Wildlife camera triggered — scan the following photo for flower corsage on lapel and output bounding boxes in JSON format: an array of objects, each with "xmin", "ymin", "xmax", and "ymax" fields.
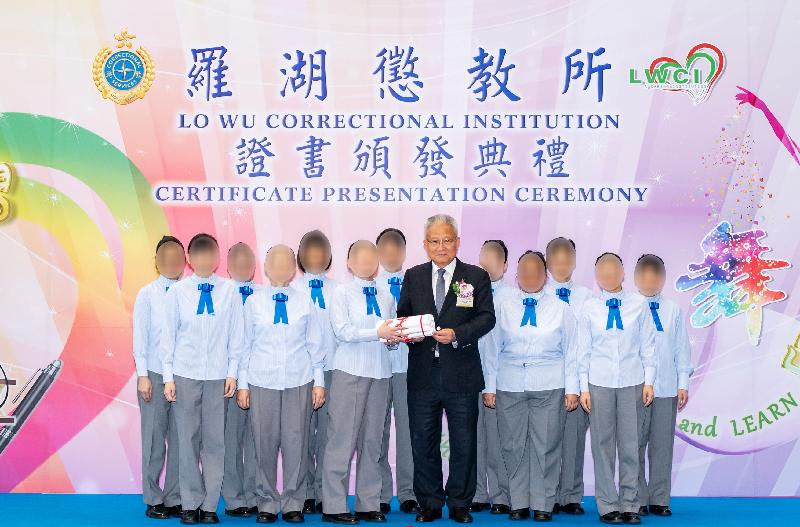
[{"xmin": 452, "ymin": 279, "xmax": 474, "ymax": 308}]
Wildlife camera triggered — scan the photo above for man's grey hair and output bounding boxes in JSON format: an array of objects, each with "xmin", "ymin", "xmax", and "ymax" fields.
[{"xmin": 424, "ymin": 214, "xmax": 459, "ymax": 237}]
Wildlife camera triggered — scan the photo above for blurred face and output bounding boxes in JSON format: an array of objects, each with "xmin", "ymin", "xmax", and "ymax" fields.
[
  {"xmin": 156, "ymin": 242, "xmax": 186, "ymax": 280},
  {"xmin": 635, "ymin": 267, "xmax": 666, "ymax": 297},
  {"xmin": 264, "ymin": 246, "xmax": 296, "ymax": 286},
  {"xmin": 228, "ymin": 248, "xmax": 256, "ymax": 283},
  {"xmin": 348, "ymin": 243, "xmax": 379, "ymax": 280},
  {"xmin": 479, "ymin": 245, "xmax": 507, "ymax": 282},
  {"xmin": 378, "ymin": 239, "xmax": 406, "ymax": 273},
  {"xmin": 547, "ymin": 247, "xmax": 576, "ymax": 283},
  {"xmin": 188, "ymin": 244, "xmax": 220, "ymax": 277},
  {"xmin": 595, "ymin": 256, "xmax": 624, "ymax": 292},
  {"xmin": 302, "ymin": 244, "xmax": 329, "ymax": 274},
  {"xmin": 516, "ymin": 255, "xmax": 547, "ymax": 293},
  {"xmin": 424, "ymin": 222, "xmax": 460, "ymax": 267}
]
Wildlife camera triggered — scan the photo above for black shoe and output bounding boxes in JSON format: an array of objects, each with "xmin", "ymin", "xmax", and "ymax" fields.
[
  {"xmin": 490, "ymin": 504, "xmax": 510, "ymax": 515},
  {"xmin": 198, "ymin": 510, "xmax": 219, "ymax": 524},
  {"xmin": 552, "ymin": 503, "xmax": 561, "ymax": 514},
  {"xmin": 533, "ymin": 510, "xmax": 552, "ymax": 522},
  {"xmin": 649, "ymin": 505, "xmax": 672, "ymax": 517},
  {"xmin": 225, "ymin": 506, "xmax": 252, "ymax": 517},
  {"xmin": 257, "ymin": 512, "xmax": 278, "ymax": 524},
  {"xmin": 508, "ymin": 508, "xmax": 530, "ymax": 521},
  {"xmin": 146, "ymin": 504, "xmax": 171, "ymax": 519},
  {"xmin": 600, "ymin": 511, "xmax": 624, "ymax": 524},
  {"xmin": 448, "ymin": 507, "xmax": 473, "ymax": 523},
  {"xmin": 622, "ymin": 512, "xmax": 641, "ymax": 524},
  {"xmin": 303, "ymin": 499, "xmax": 317, "ymax": 514},
  {"xmin": 416, "ymin": 509, "xmax": 442, "ymax": 522},
  {"xmin": 316, "ymin": 503, "xmax": 325, "ymax": 514},
  {"xmin": 560, "ymin": 503, "xmax": 585, "ymax": 515},
  {"xmin": 400, "ymin": 500, "xmax": 420, "ymax": 514},
  {"xmin": 180, "ymin": 509, "xmax": 199, "ymax": 524},
  {"xmin": 283, "ymin": 511, "xmax": 305, "ymax": 523},
  {"xmin": 166, "ymin": 505, "xmax": 184, "ymax": 518},
  {"xmin": 638, "ymin": 506, "xmax": 649, "ymax": 517},
  {"xmin": 380, "ymin": 503, "xmax": 391, "ymax": 514},
  {"xmin": 322, "ymin": 513, "xmax": 360, "ymax": 524},
  {"xmin": 356, "ymin": 511, "xmax": 386, "ymax": 522},
  {"xmin": 468, "ymin": 502, "xmax": 489, "ymax": 513}
]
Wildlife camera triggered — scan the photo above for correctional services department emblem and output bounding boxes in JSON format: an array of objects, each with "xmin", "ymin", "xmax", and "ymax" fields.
[{"xmin": 93, "ymin": 28, "xmax": 155, "ymax": 105}]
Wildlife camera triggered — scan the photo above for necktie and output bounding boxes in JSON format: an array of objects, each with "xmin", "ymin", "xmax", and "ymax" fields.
[
  {"xmin": 388, "ymin": 276, "xmax": 402, "ymax": 303},
  {"xmin": 309, "ymin": 279, "xmax": 326, "ymax": 309},
  {"xmin": 363, "ymin": 286, "xmax": 381, "ymax": 317},
  {"xmin": 520, "ymin": 297, "xmax": 538, "ymax": 326},
  {"xmin": 239, "ymin": 285, "xmax": 254, "ymax": 304},
  {"xmin": 649, "ymin": 301, "xmax": 664, "ymax": 332},
  {"xmin": 273, "ymin": 292, "xmax": 288, "ymax": 324},
  {"xmin": 606, "ymin": 298, "xmax": 623, "ymax": 330},
  {"xmin": 555, "ymin": 287, "xmax": 571, "ymax": 304},
  {"xmin": 435, "ymin": 268, "xmax": 446, "ymax": 314},
  {"xmin": 197, "ymin": 283, "xmax": 215, "ymax": 315}
]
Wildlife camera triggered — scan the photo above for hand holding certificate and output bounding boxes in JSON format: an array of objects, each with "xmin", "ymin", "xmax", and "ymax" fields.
[{"xmin": 378, "ymin": 314, "xmax": 436, "ymax": 343}]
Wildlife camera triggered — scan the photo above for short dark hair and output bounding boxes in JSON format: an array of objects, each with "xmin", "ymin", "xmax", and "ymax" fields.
[
  {"xmin": 635, "ymin": 254, "xmax": 666, "ymax": 275},
  {"xmin": 155, "ymin": 235, "xmax": 183, "ymax": 254},
  {"xmin": 546, "ymin": 237, "xmax": 576, "ymax": 258},
  {"xmin": 376, "ymin": 228, "xmax": 406, "ymax": 247},
  {"xmin": 518, "ymin": 249, "xmax": 547, "ymax": 270},
  {"xmin": 297, "ymin": 230, "xmax": 332, "ymax": 273},
  {"xmin": 187, "ymin": 233, "xmax": 218, "ymax": 254},
  {"xmin": 482, "ymin": 239, "xmax": 508, "ymax": 263},
  {"xmin": 595, "ymin": 252, "xmax": 623, "ymax": 266}
]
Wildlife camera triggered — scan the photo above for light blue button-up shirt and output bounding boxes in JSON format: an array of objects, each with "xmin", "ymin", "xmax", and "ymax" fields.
[
  {"xmin": 233, "ymin": 280, "xmax": 260, "ymax": 305},
  {"xmin": 577, "ymin": 289, "xmax": 656, "ymax": 392},
  {"xmin": 636, "ymin": 292, "xmax": 694, "ymax": 398},
  {"xmin": 161, "ymin": 273, "xmax": 244, "ymax": 383},
  {"xmin": 377, "ymin": 268, "xmax": 408, "ymax": 374},
  {"xmin": 479, "ymin": 278, "xmax": 513, "ymax": 375},
  {"xmin": 133, "ymin": 275, "xmax": 179, "ymax": 377},
  {"xmin": 292, "ymin": 272, "xmax": 339, "ymax": 372},
  {"xmin": 329, "ymin": 276, "xmax": 395, "ymax": 380},
  {"xmin": 545, "ymin": 276, "xmax": 594, "ymax": 320},
  {"xmin": 238, "ymin": 285, "xmax": 325, "ymax": 391},
  {"xmin": 484, "ymin": 288, "xmax": 579, "ymax": 395}
]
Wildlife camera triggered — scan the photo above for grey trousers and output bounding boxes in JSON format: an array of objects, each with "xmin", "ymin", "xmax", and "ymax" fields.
[
  {"xmin": 307, "ymin": 370, "xmax": 332, "ymax": 502},
  {"xmin": 223, "ymin": 397, "xmax": 257, "ymax": 508},
  {"xmin": 138, "ymin": 371, "xmax": 180, "ymax": 507},
  {"xmin": 173, "ymin": 376, "xmax": 226, "ymax": 512},
  {"xmin": 475, "ymin": 398, "xmax": 510, "ymax": 505},
  {"xmin": 588, "ymin": 383, "xmax": 645, "ymax": 515},
  {"xmin": 497, "ymin": 389, "xmax": 565, "ymax": 512},
  {"xmin": 379, "ymin": 372, "xmax": 416, "ymax": 504},
  {"xmin": 557, "ymin": 405, "xmax": 589, "ymax": 504},
  {"xmin": 638, "ymin": 396, "xmax": 678, "ymax": 507},
  {"xmin": 322, "ymin": 370, "xmax": 390, "ymax": 514},
  {"xmin": 250, "ymin": 382, "xmax": 314, "ymax": 514}
]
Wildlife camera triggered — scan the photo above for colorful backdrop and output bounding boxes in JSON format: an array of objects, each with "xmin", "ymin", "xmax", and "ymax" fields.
[{"xmin": 1, "ymin": 0, "xmax": 799, "ymax": 497}]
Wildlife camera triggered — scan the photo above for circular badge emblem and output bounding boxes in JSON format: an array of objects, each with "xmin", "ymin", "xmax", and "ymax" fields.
[
  {"xmin": 103, "ymin": 50, "xmax": 145, "ymax": 91},
  {"xmin": 93, "ymin": 29, "xmax": 154, "ymax": 105}
]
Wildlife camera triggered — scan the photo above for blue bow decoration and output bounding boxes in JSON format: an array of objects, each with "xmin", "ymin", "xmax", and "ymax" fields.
[
  {"xmin": 520, "ymin": 297, "xmax": 538, "ymax": 327},
  {"xmin": 273, "ymin": 292, "xmax": 289, "ymax": 324},
  {"xmin": 555, "ymin": 287, "xmax": 571, "ymax": 304},
  {"xmin": 239, "ymin": 285, "xmax": 254, "ymax": 304},
  {"xmin": 649, "ymin": 301, "xmax": 664, "ymax": 332},
  {"xmin": 363, "ymin": 286, "xmax": 382, "ymax": 317},
  {"xmin": 605, "ymin": 298, "xmax": 623, "ymax": 330},
  {"xmin": 197, "ymin": 283, "xmax": 215, "ymax": 315},
  {"xmin": 388, "ymin": 276, "xmax": 403, "ymax": 303},
  {"xmin": 309, "ymin": 279, "xmax": 326, "ymax": 309}
]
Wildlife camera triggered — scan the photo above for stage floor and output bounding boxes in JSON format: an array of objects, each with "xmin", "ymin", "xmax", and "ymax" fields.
[{"xmin": 0, "ymin": 495, "xmax": 797, "ymax": 526}]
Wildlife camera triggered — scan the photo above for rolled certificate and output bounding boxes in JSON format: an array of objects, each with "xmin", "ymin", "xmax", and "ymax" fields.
[{"xmin": 378, "ymin": 314, "xmax": 436, "ymax": 343}]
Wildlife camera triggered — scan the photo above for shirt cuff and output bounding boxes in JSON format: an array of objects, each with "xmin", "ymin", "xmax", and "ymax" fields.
[
  {"xmin": 162, "ymin": 365, "xmax": 174, "ymax": 384},
  {"xmin": 134, "ymin": 359, "xmax": 148, "ymax": 378},
  {"xmin": 579, "ymin": 373, "xmax": 589, "ymax": 393},
  {"xmin": 644, "ymin": 366, "xmax": 656, "ymax": 386},
  {"xmin": 565, "ymin": 377, "xmax": 580, "ymax": 396},
  {"xmin": 359, "ymin": 327, "xmax": 379, "ymax": 340},
  {"xmin": 238, "ymin": 371, "xmax": 248, "ymax": 390},
  {"xmin": 678, "ymin": 372, "xmax": 690, "ymax": 391},
  {"xmin": 227, "ymin": 360, "xmax": 239, "ymax": 379},
  {"xmin": 313, "ymin": 368, "xmax": 325, "ymax": 388},
  {"xmin": 484, "ymin": 377, "xmax": 496, "ymax": 394}
]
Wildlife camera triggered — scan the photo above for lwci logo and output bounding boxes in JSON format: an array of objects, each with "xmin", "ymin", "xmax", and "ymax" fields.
[{"xmin": 629, "ymin": 43, "xmax": 725, "ymax": 105}]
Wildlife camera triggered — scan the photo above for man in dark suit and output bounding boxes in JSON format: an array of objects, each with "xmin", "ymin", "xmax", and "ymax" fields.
[{"xmin": 396, "ymin": 214, "xmax": 496, "ymax": 523}]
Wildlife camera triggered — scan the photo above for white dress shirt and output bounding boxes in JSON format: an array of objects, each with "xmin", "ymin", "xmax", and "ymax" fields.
[
  {"xmin": 238, "ymin": 285, "xmax": 325, "ymax": 391},
  {"xmin": 161, "ymin": 273, "xmax": 244, "ymax": 383},
  {"xmin": 545, "ymin": 276, "xmax": 594, "ymax": 320},
  {"xmin": 233, "ymin": 280, "xmax": 260, "ymax": 305},
  {"xmin": 636, "ymin": 292, "xmax": 694, "ymax": 398},
  {"xmin": 329, "ymin": 276, "xmax": 395, "ymax": 379},
  {"xmin": 377, "ymin": 268, "xmax": 408, "ymax": 374},
  {"xmin": 431, "ymin": 258, "xmax": 457, "ymax": 300},
  {"xmin": 132, "ymin": 275, "xmax": 179, "ymax": 377},
  {"xmin": 484, "ymin": 288, "xmax": 579, "ymax": 395},
  {"xmin": 577, "ymin": 289, "xmax": 657, "ymax": 392},
  {"xmin": 291, "ymin": 272, "xmax": 339, "ymax": 371}
]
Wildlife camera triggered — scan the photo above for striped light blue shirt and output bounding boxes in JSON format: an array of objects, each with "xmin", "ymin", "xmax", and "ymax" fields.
[
  {"xmin": 292, "ymin": 272, "xmax": 339, "ymax": 372},
  {"xmin": 132, "ymin": 275, "xmax": 179, "ymax": 377},
  {"xmin": 377, "ymin": 269, "xmax": 408, "ymax": 373},
  {"xmin": 545, "ymin": 276, "xmax": 594, "ymax": 320},
  {"xmin": 479, "ymin": 278, "xmax": 513, "ymax": 377}
]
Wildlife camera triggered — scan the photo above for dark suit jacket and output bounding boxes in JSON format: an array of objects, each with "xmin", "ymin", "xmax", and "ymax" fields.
[{"xmin": 397, "ymin": 258, "xmax": 496, "ymax": 393}]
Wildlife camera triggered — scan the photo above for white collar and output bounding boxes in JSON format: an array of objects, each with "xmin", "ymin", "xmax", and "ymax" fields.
[{"xmin": 432, "ymin": 258, "xmax": 457, "ymax": 277}]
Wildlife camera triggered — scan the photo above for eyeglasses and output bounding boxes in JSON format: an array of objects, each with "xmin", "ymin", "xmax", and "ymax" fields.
[{"xmin": 425, "ymin": 238, "xmax": 457, "ymax": 248}]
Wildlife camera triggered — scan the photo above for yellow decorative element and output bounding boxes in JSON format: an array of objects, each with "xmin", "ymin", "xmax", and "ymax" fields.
[
  {"xmin": 0, "ymin": 161, "xmax": 14, "ymax": 223},
  {"xmin": 781, "ymin": 331, "xmax": 800, "ymax": 376},
  {"xmin": 92, "ymin": 29, "xmax": 155, "ymax": 105}
]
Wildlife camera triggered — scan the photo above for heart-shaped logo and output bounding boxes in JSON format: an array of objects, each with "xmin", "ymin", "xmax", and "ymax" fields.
[{"xmin": 631, "ymin": 43, "xmax": 725, "ymax": 105}]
